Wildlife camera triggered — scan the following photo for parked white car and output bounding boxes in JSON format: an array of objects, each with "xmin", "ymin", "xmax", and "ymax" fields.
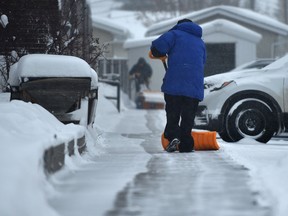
[
  {"xmin": 230, "ymin": 58, "xmax": 275, "ymax": 72},
  {"xmin": 195, "ymin": 54, "xmax": 288, "ymax": 143}
]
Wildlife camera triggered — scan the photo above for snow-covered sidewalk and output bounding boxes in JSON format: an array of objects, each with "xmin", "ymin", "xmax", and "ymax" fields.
[
  {"xmin": 222, "ymin": 138, "xmax": 288, "ymax": 216},
  {"xmin": 1, "ymin": 83, "xmax": 288, "ymax": 216}
]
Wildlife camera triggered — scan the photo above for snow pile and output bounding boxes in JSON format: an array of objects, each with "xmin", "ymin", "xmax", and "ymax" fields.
[
  {"xmin": 8, "ymin": 54, "xmax": 98, "ymax": 89},
  {"xmin": 16, "ymin": 54, "xmax": 92, "ymax": 78},
  {"xmin": 0, "ymin": 100, "xmax": 86, "ymax": 146},
  {"xmin": 0, "ymin": 99, "xmax": 86, "ymax": 216}
]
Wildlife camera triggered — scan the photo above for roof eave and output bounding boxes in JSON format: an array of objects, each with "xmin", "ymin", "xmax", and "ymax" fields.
[{"xmin": 145, "ymin": 6, "xmax": 288, "ymax": 36}]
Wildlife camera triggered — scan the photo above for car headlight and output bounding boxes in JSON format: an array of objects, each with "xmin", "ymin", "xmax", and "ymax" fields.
[{"xmin": 210, "ymin": 80, "xmax": 235, "ymax": 92}]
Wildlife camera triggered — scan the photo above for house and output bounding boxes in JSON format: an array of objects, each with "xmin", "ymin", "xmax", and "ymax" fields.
[
  {"xmin": 146, "ymin": 5, "xmax": 288, "ymax": 60},
  {"xmin": 92, "ymin": 5, "xmax": 288, "ymax": 93},
  {"xmin": 91, "ymin": 16, "xmax": 131, "ymax": 92},
  {"xmin": 91, "ymin": 16, "xmax": 131, "ymax": 58}
]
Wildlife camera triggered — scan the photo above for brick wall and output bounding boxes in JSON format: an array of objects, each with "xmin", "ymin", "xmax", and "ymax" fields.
[
  {"xmin": 0, "ymin": 0, "xmax": 59, "ymax": 55},
  {"xmin": 0, "ymin": 0, "xmax": 92, "ymax": 61}
]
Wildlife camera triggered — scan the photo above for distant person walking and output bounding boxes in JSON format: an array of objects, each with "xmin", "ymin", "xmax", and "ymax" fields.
[
  {"xmin": 129, "ymin": 57, "xmax": 153, "ymax": 92},
  {"xmin": 150, "ymin": 18, "xmax": 206, "ymax": 153}
]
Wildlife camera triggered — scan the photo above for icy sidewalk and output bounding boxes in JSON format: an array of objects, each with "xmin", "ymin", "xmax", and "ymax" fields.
[
  {"xmin": 106, "ymin": 110, "xmax": 271, "ymax": 216},
  {"xmin": 48, "ymin": 108, "xmax": 151, "ymax": 216},
  {"xmin": 48, "ymin": 131, "xmax": 150, "ymax": 216},
  {"xmin": 49, "ymin": 109, "xmax": 271, "ymax": 216},
  {"xmin": 109, "ymin": 147, "xmax": 270, "ymax": 216}
]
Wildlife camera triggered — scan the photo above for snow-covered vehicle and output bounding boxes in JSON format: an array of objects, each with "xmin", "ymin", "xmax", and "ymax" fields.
[
  {"xmin": 229, "ymin": 58, "xmax": 275, "ymax": 72},
  {"xmin": 194, "ymin": 54, "xmax": 288, "ymax": 143},
  {"xmin": 9, "ymin": 54, "xmax": 98, "ymax": 126}
]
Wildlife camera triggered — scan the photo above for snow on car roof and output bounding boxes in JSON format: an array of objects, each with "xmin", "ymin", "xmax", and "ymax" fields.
[{"xmin": 17, "ymin": 54, "xmax": 92, "ymax": 78}]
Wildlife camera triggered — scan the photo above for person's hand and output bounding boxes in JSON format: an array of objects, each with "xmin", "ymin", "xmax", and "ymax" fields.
[
  {"xmin": 149, "ymin": 50, "xmax": 167, "ymax": 61},
  {"xmin": 148, "ymin": 49, "xmax": 167, "ymax": 61}
]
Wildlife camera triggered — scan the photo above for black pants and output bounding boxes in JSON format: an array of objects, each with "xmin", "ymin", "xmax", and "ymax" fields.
[{"xmin": 164, "ymin": 93, "xmax": 199, "ymax": 152}]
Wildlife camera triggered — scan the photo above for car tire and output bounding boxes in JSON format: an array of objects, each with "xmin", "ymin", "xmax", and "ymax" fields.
[
  {"xmin": 225, "ymin": 100, "xmax": 276, "ymax": 143},
  {"xmin": 218, "ymin": 130, "xmax": 234, "ymax": 142}
]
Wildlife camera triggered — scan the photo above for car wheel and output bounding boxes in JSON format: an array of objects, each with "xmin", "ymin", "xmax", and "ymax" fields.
[
  {"xmin": 218, "ymin": 129, "xmax": 234, "ymax": 142},
  {"xmin": 225, "ymin": 100, "xmax": 276, "ymax": 143}
]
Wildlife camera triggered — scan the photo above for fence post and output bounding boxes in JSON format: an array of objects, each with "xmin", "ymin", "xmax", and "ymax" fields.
[
  {"xmin": 99, "ymin": 79, "xmax": 120, "ymax": 112},
  {"xmin": 116, "ymin": 81, "xmax": 120, "ymax": 112}
]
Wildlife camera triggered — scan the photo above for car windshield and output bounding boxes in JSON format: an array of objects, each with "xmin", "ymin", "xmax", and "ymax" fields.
[
  {"xmin": 230, "ymin": 59, "xmax": 275, "ymax": 72},
  {"xmin": 262, "ymin": 54, "xmax": 288, "ymax": 70}
]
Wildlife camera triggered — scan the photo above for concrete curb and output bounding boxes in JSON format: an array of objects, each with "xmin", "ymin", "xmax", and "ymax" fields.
[{"xmin": 43, "ymin": 135, "xmax": 86, "ymax": 174}]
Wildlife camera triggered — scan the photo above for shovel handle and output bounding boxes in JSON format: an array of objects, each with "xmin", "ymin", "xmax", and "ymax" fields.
[{"xmin": 162, "ymin": 60, "xmax": 168, "ymax": 71}]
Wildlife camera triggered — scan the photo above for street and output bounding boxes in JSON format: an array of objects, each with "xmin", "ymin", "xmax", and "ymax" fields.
[{"xmin": 48, "ymin": 109, "xmax": 271, "ymax": 216}]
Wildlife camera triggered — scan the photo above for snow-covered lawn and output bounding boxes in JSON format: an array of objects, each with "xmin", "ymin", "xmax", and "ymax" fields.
[{"xmin": 1, "ymin": 83, "xmax": 288, "ymax": 216}]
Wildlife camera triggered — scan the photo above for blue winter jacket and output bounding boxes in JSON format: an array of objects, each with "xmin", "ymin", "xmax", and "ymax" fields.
[{"xmin": 151, "ymin": 22, "xmax": 206, "ymax": 100}]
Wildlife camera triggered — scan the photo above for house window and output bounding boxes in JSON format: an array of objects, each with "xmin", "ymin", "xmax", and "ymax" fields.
[{"xmin": 98, "ymin": 58, "xmax": 128, "ymax": 81}]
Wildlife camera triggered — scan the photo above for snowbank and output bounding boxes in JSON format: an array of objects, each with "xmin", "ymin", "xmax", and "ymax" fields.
[{"xmin": 0, "ymin": 99, "xmax": 86, "ymax": 216}]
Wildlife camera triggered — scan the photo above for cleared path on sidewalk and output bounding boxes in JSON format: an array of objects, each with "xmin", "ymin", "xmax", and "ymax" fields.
[
  {"xmin": 106, "ymin": 110, "xmax": 271, "ymax": 216},
  {"xmin": 49, "ymin": 109, "xmax": 271, "ymax": 216}
]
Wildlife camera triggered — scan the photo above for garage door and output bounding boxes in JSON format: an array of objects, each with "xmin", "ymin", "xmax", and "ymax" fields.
[{"xmin": 205, "ymin": 43, "xmax": 235, "ymax": 77}]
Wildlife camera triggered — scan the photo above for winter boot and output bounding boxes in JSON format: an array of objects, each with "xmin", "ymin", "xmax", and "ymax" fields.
[{"xmin": 165, "ymin": 138, "xmax": 180, "ymax": 152}]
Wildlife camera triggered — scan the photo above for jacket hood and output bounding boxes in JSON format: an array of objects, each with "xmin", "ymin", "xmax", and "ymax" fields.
[{"xmin": 170, "ymin": 22, "xmax": 202, "ymax": 37}]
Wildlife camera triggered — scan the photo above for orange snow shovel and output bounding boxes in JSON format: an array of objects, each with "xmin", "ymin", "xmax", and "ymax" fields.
[
  {"xmin": 161, "ymin": 132, "xmax": 219, "ymax": 151},
  {"xmin": 149, "ymin": 51, "xmax": 220, "ymax": 151}
]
